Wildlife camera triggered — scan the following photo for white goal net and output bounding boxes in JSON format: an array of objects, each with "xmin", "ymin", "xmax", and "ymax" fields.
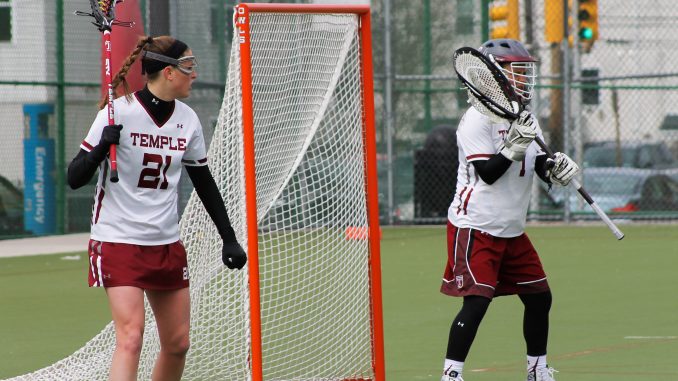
[{"xmin": 5, "ymin": 4, "xmax": 382, "ymax": 381}]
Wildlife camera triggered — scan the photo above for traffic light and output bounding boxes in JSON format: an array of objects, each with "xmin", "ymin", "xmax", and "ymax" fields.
[
  {"xmin": 544, "ymin": 0, "xmax": 564, "ymax": 43},
  {"xmin": 578, "ymin": 0, "xmax": 598, "ymax": 50},
  {"xmin": 544, "ymin": 0, "xmax": 598, "ymax": 51},
  {"xmin": 489, "ymin": 0, "xmax": 519, "ymax": 40}
]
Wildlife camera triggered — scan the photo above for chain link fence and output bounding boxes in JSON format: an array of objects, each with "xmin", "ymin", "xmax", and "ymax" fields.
[
  {"xmin": 0, "ymin": 0, "xmax": 296, "ymax": 239},
  {"xmin": 372, "ymin": 0, "xmax": 678, "ymax": 224},
  {"xmin": 1, "ymin": 0, "xmax": 677, "ymax": 239}
]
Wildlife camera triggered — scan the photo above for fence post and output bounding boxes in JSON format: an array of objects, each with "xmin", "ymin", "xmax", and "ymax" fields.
[
  {"xmin": 56, "ymin": 0, "xmax": 66, "ymax": 234},
  {"xmin": 383, "ymin": 0, "xmax": 394, "ymax": 224},
  {"xmin": 481, "ymin": 0, "xmax": 489, "ymax": 43},
  {"xmin": 562, "ymin": 0, "xmax": 572, "ymax": 222}
]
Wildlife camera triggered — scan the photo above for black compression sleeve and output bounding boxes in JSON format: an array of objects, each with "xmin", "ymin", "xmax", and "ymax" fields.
[
  {"xmin": 534, "ymin": 154, "xmax": 552, "ymax": 184},
  {"xmin": 67, "ymin": 149, "xmax": 101, "ymax": 189},
  {"xmin": 185, "ymin": 165, "xmax": 238, "ymax": 243},
  {"xmin": 471, "ymin": 154, "xmax": 513, "ymax": 185},
  {"xmin": 446, "ymin": 295, "xmax": 491, "ymax": 361}
]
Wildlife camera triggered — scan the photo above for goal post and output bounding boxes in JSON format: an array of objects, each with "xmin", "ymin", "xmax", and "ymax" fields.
[
  {"xmin": 237, "ymin": 3, "xmax": 384, "ymax": 381},
  {"xmin": 3, "ymin": 3, "xmax": 383, "ymax": 381}
]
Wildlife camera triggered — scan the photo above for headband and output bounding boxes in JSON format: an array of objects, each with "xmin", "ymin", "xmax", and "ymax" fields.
[{"xmin": 141, "ymin": 39, "xmax": 188, "ymax": 75}]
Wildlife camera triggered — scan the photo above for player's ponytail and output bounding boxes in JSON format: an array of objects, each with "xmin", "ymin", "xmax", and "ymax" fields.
[{"xmin": 97, "ymin": 35, "xmax": 155, "ymax": 110}]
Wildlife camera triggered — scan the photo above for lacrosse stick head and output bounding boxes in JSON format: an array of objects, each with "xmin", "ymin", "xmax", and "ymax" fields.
[
  {"xmin": 90, "ymin": 0, "xmax": 117, "ymax": 31},
  {"xmin": 453, "ymin": 46, "xmax": 524, "ymax": 121},
  {"xmin": 75, "ymin": 0, "xmax": 132, "ymax": 31},
  {"xmin": 479, "ymin": 39, "xmax": 537, "ymax": 106}
]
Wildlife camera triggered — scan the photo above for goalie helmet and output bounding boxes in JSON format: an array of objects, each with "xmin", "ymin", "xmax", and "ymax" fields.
[{"xmin": 479, "ymin": 39, "xmax": 537, "ymax": 105}]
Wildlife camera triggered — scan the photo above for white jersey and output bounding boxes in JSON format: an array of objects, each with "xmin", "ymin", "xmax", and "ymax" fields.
[
  {"xmin": 448, "ymin": 107, "xmax": 545, "ymax": 237},
  {"xmin": 81, "ymin": 94, "xmax": 207, "ymax": 245}
]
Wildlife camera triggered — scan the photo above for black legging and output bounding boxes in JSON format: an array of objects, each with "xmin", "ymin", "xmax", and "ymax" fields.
[
  {"xmin": 446, "ymin": 291, "xmax": 552, "ymax": 361},
  {"xmin": 520, "ymin": 290, "xmax": 552, "ymax": 356},
  {"xmin": 446, "ymin": 295, "xmax": 491, "ymax": 361}
]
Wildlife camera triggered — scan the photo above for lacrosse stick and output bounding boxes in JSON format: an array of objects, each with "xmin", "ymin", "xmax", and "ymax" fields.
[
  {"xmin": 453, "ymin": 46, "xmax": 625, "ymax": 240},
  {"xmin": 76, "ymin": 1, "xmax": 133, "ymax": 183}
]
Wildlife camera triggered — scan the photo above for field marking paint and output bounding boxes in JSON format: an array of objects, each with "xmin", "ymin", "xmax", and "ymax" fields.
[{"xmin": 469, "ymin": 338, "xmax": 678, "ymax": 375}]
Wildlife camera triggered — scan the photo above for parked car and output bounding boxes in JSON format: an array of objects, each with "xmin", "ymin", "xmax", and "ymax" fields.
[
  {"xmin": 0, "ymin": 175, "xmax": 25, "ymax": 237},
  {"xmin": 542, "ymin": 167, "xmax": 678, "ymax": 213},
  {"xmin": 583, "ymin": 141, "xmax": 678, "ymax": 169}
]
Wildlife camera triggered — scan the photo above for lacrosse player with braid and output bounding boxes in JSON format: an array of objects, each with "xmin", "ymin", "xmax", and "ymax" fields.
[
  {"xmin": 67, "ymin": 35, "xmax": 246, "ymax": 381},
  {"xmin": 440, "ymin": 39, "xmax": 578, "ymax": 381}
]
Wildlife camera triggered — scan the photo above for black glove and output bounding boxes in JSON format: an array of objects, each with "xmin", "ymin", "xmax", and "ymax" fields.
[
  {"xmin": 88, "ymin": 124, "xmax": 123, "ymax": 163},
  {"xmin": 100, "ymin": 124, "xmax": 123, "ymax": 147},
  {"xmin": 222, "ymin": 241, "xmax": 247, "ymax": 270}
]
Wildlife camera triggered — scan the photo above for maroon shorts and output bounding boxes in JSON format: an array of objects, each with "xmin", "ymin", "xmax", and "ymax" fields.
[
  {"xmin": 88, "ymin": 239, "xmax": 190, "ymax": 290},
  {"xmin": 441, "ymin": 222, "xmax": 549, "ymax": 298}
]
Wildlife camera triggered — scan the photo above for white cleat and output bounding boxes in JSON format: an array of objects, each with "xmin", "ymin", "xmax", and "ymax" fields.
[
  {"xmin": 527, "ymin": 366, "xmax": 558, "ymax": 381},
  {"xmin": 441, "ymin": 370, "xmax": 464, "ymax": 381}
]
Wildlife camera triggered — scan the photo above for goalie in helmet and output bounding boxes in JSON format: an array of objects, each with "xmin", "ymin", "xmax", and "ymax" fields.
[{"xmin": 439, "ymin": 39, "xmax": 578, "ymax": 381}]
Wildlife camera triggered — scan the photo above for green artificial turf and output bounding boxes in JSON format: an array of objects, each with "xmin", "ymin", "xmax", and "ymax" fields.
[
  {"xmin": 0, "ymin": 252, "xmax": 110, "ymax": 378},
  {"xmin": 380, "ymin": 224, "xmax": 678, "ymax": 381},
  {"xmin": 1, "ymin": 224, "xmax": 677, "ymax": 380}
]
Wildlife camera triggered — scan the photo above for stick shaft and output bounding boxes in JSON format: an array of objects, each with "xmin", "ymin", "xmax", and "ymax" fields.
[
  {"xmin": 535, "ymin": 137, "xmax": 624, "ymax": 240},
  {"xmin": 103, "ymin": 30, "xmax": 119, "ymax": 183}
]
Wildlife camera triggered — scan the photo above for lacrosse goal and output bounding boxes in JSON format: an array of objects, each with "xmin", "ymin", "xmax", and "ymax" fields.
[{"xmin": 5, "ymin": 3, "xmax": 384, "ymax": 381}]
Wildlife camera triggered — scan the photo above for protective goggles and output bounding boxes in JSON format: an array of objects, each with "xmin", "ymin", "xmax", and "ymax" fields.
[{"xmin": 142, "ymin": 51, "xmax": 198, "ymax": 75}]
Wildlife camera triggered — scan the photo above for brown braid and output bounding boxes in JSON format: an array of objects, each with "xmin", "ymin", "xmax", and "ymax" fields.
[{"xmin": 97, "ymin": 36, "xmax": 156, "ymax": 109}]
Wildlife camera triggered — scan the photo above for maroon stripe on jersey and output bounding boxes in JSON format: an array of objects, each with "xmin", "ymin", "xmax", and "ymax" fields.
[
  {"xmin": 93, "ymin": 187, "xmax": 106, "ymax": 224},
  {"xmin": 456, "ymin": 186, "xmax": 468, "ymax": 215},
  {"xmin": 464, "ymin": 162, "xmax": 472, "ymax": 185},
  {"xmin": 198, "ymin": 158, "xmax": 207, "ymax": 164},
  {"xmin": 82, "ymin": 140, "xmax": 94, "ymax": 151},
  {"xmin": 92, "ymin": 162, "xmax": 109, "ymax": 224},
  {"xmin": 467, "ymin": 153, "xmax": 492, "ymax": 160},
  {"xmin": 462, "ymin": 188, "xmax": 474, "ymax": 215}
]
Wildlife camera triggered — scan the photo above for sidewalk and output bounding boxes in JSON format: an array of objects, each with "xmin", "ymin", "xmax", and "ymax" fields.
[{"xmin": 0, "ymin": 233, "xmax": 90, "ymax": 258}]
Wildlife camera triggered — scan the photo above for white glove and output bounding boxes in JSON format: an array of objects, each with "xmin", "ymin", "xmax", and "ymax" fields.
[
  {"xmin": 547, "ymin": 152, "xmax": 579, "ymax": 186},
  {"xmin": 500, "ymin": 111, "xmax": 538, "ymax": 162}
]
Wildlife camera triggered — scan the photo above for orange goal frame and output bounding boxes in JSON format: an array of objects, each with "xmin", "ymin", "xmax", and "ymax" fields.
[{"xmin": 235, "ymin": 3, "xmax": 384, "ymax": 381}]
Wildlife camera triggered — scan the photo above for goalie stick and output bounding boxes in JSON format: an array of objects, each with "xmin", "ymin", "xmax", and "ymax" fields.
[
  {"xmin": 76, "ymin": 0, "xmax": 133, "ymax": 183},
  {"xmin": 453, "ymin": 46, "xmax": 625, "ymax": 240}
]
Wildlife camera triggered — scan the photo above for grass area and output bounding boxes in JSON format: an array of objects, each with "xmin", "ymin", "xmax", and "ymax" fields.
[
  {"xmin": 0, "ymin": 252, "xmax": 110, "ymax": 378},
  {"xmin": 0, "ymin": 224, "xmax": 677, "ymax": 380},
  {"xmin": 380, "ymin": 224, "xmax": 678, "ymax": 381}
]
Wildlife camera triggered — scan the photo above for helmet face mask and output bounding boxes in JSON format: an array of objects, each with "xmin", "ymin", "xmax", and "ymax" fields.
[
  {"xmin": 498, "ymin": 61, "xmax": 536, "ymax": 104},
  {"xmin": 479, "ymin": 39, "xmax": 537, "ymax": 106}
]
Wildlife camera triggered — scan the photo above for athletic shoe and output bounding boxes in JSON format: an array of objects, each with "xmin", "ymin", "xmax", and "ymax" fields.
[
  {"xmin": 441, "ymin": 370, "xmax": 464, "ymax": 381},
  {"xmin": 527, "ymin": 366, "xmax": 558, "ymax": 381}
]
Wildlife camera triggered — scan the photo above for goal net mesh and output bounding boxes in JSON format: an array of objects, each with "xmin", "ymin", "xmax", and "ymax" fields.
[{"xmin": 6, "ymin": 10, "xmax": 375, "ymax": 381}]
